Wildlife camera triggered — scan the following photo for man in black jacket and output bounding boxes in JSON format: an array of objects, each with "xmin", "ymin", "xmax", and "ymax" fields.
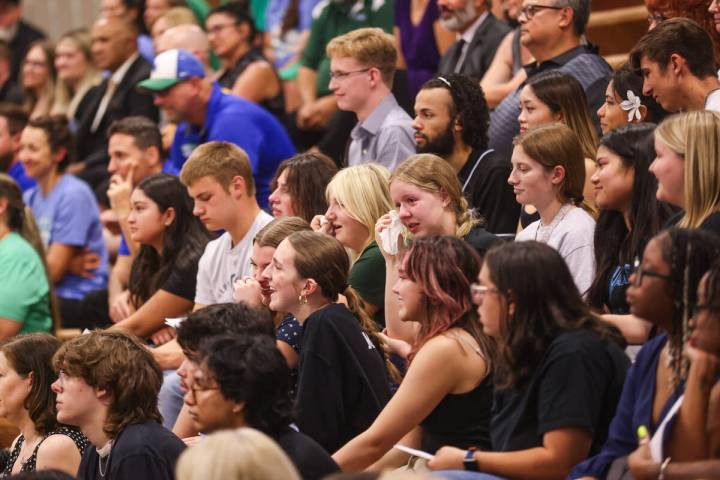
[
  {"xmin": 437, "ymin": 0, "xmax": 509, "ymax": 80},
  {"xmin": 0, "ymin": 0, "xmax": 45, "ymax": 83},
  {"xmin": 73, "ymin": 16, "xmax": 159, "ymax": 191}
]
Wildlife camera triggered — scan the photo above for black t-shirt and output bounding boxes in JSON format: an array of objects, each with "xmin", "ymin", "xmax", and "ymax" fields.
[
  {"xmin": 458, "ymin": 149, "xmax": 520, "ymax": 235},
  {"xmin": 273, "ymin": 427, "xmax": 340, "ymax": 480},
  {"xmin": 77, "ymin": 421, "xmax": 186, "ymax": 480},
  {"xmin": 700, "ymin": 211, "xmax": 720, "ymax": 237},
  {"xmin": 463, "ymin": 224, "xmax": 502, "ymax": 259},
  {"xmin": 295, "ymin": 303, "xmax": 392, "ymax": 453},
  {"xmin": 161, "ymin": 253, "xmax": 202, "ymax": 302},
  {"xmin": 490, "ymin": 330, "xmax": 629, "ymax": 455}
]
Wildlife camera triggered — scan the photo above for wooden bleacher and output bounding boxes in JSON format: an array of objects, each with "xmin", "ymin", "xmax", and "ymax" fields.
[{"xmin": 587, "ymin": 0, "xmax": 648, "ymax": 68}]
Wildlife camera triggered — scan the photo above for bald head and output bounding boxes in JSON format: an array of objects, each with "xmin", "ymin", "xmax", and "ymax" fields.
[
  {"xmin": 92, "ymin": 16, "xmax": 139, "ymax": 71},
  {"xmin": 156, "ymin": 25, "xmax": 210, "ymax": 69}
]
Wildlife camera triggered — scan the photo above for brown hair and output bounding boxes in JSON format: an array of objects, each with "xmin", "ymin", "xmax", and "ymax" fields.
[
  {"xmin": 270, "ymin": 153, "xmax": 338, "ymax": 222},
  {"xmin": 21, "ymin": 40, "xmax": 56, "ymax": 115},
  {"xmin": 286, "ymin": 231, "xmax": 398, "ymax": 379},
  {"xmin": 391, "ymin": 154, "xmax": 480, "ymax": 236},
  {"xmin": 1, "ymin": 334, "xmax": 62, "ymax": 435},
  {"xmin": 26, "ymin": 115, "xmax": 76, "ymax": 172},
  {"xmin": 254, "ymin": 216, "xmax": 311, "ymax": 249},
  {"xmin": 179, "ymin": 141, "xmax": 255, "ymax": 195},
  {"xmin": 326, "ymin": 27, "xmax": 397, "ymax": 86},
  {"xmin": 0, "ymin": 103, "xmax": 27, "ymax": 172},
  {"xmin": 513, "ymin": 124, "xmax": 589, "ymax": 210},
  {"xmin": 52, "ymin": 331, "xmax": 163, "ymax": 439},
  {"xmin": 630, "ymin": 17, "xmax": 718, "ymax": 80}
]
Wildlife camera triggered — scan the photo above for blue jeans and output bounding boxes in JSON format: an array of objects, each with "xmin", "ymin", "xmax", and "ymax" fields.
[{"xmin": 158, "ymin": 369, "xmax": 183, "ymax": 430}]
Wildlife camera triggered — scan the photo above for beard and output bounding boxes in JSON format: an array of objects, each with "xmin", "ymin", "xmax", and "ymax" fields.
[
  {"xmin": 439, "ymin": 0, "xmax": 478, "ymax": 32},
  {"xmin": 415, "ymin": 122, "xmax": 456, "ymax": 158}
]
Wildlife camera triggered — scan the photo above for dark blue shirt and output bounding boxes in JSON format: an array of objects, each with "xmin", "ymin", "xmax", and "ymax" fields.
[{"xmin": 164, "ymin": 83, "xmax": 296, "ymax": 209}]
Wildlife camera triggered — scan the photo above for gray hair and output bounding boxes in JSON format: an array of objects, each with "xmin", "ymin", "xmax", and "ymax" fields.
[{"xmin": 559, "ymin": 0, "xmax": 590, "ymax": 37}]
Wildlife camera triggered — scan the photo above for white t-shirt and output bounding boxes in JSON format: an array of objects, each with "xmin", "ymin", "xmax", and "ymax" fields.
[
  {"xmin": 705, "ymin": 88, "xmax": 720, "ymax": 112},
  {"xmin": 515, "ymin": 205, "xmax": 596, "ymax": 295},
  {"xmin": 194, "ymin": 210, "xmax": 273, "ymax": 305}
]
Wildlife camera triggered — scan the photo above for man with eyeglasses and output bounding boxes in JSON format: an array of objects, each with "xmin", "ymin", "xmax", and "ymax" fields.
[
  {"xmin": 488, "ymin": 0, "xmax": 610, "ymax": 160},
  {"xmin": 138, "ymin": 48, "xmax": 295, "ymax": 209},
  {"xmin": 437, "ymin": 0, "xmax": 510, "ymax": 79},
  {"xmin": 326, "ymin": 28, "xmax": 414, "ymax": 170}
]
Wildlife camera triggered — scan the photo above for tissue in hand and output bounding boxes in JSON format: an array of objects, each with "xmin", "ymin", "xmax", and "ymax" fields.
[{"xmin": 379, "ymin": 210, "xmax": 403, "ymax": 255}]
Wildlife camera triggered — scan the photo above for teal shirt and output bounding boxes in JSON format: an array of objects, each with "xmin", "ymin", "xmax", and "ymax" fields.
[
  {"xmin": 348, "ymin": 241, "xmax": 386, "ymax": 328},
  {"xmin": 0, "ymin": 232, "xmax": 52, "ymax": 334}
]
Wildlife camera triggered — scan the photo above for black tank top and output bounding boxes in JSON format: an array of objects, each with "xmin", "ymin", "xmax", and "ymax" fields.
[{"xmin": 218, "ymin": 48, "xmax": 286, "ymax": 120}]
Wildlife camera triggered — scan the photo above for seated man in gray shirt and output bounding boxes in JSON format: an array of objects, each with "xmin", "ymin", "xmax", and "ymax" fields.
[{"xmin": 327, "ymin": 28, "xmax": 415, "ymax": 171}]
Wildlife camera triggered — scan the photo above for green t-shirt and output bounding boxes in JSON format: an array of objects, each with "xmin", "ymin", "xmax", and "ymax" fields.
[
  {"xmin": 348, "ymin": 240, "xmax": 386, "ymax": 328},
  {"xmin": 300, "ymin": 0, "xmax": 393, "ymax": 97},
  {"xmin": 0, "ymin": 232, "xmax": 52, "ymax": 334}
]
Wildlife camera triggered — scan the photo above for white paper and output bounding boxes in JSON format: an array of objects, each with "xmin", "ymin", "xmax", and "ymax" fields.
[
  {"xmin": 165, "ymin": 317, "xmax": 187, "ymax": 329},
  {"xmin": 393, "ymin": 444, "xmax": 434, "ymax": 460},
  {"xmin": 649, "ymin": 393, "xmax": 684, "ymax": 462},
  {"xmin": 379, "ymin": 210, "xmax": 403, "ymax": 255}
]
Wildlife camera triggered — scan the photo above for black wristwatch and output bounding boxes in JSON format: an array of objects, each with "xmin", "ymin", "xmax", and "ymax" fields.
[{"xmin": 463, "ymin": 447, "xmax": 479, "ymax": 471}]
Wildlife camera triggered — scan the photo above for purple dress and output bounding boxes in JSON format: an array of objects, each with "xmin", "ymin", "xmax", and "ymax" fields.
[{"xmin": 395, "ymin": 0, "xmax": 442, "ymax": 98}]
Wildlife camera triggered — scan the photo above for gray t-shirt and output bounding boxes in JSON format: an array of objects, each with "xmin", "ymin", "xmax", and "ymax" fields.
[
  {"xmin": 515, "ymin": 205, "xmax": 596, "ymax": 295},
  {"xmin": 194, "ymin": 211, "xmax": 273, "ymax": 305}
]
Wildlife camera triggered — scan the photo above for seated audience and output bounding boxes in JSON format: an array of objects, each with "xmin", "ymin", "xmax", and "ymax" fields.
[
  {"xmin": 50, "ymin": 29, "xmax": 101, "ymax": 120},
  {"xmin": 51, "ymin": 331, "xmax": 186, "ymax": 480},
  {"xmin": 268, "ymin": 153, "xmax": 338, "ymax": 222},
  {"xmin": 412, "ymin": 74, "xmax": 518, "ymax": 234},
  {"xmin": 651, "ymin": 111, "xmax": 720, "ymax": 235},
  {"xmin": 377, "ymin": 153, "xmax": 499, "ymax": 342},
  {"xmin": 630, "ymin": 18, "xmax": 720, "ymax": 113},
  {"xmin": 179, "ymin": 141, "xmax": 272, "ymax": 307},
  {"xmin": 313, "ymin": 164, "xmax": 394, "ymax": 327},
  {"xmin": 333, "ymin": 236, "xmax": 495, "ymax": 471},
  {"xmin": 517, "ymin": 70, "xmax": 599, "ymax": 225},
  {"xmin": 151, "ymin": 7, "xmax": 200, "ymax": 44},
  {"xmin": 597, "ymin": 65, "xmax": 667, "ymax": 135},
  {"xmin": 511, "ymin": 124, "xmax": 596, "ymax": 295},
  {"xmin": 711, "ymin": 0, "xmax": 720, "ymax": 35},
  {"xmin": 0, "ymin": 41, "xmax": 23, "ymax": 105},
  {"xmin": 570, "ymin": 228, "xmax": 720, "ymax": 479},
  {"xmin": 19, "ymin": 116, "xmax": 108, "ymax": 328},
  {"xmin": 176, "ymin": 428, "xmax": 301, "ymax": 480},
  {"xmin": 184, "ymin": 334, "xmax": 340, "ymax": 479},
  {"xmin": 0, "ymin": 174, "xmax": 52, "ymax": 336},
  {"xmin": 99, "ymin": 0, "xmax": 155, "ymax": 62},
  {"xmin": 480, "ymin": 0, "xmax": 533, "ymax": 109},
  {"xmin": 588, "ymin": 124, "xmax": 674, "ymax": 345},
  {"xmin": 394, "ymin": 0, "xmax": 454, "ymax": 99},
  {"xmin": 108, "ymin": 174, "xmax": 212, "ymax": 340},
  {"xmin": 428, "ymin": 240, "xmax": 628, "ymax": 479},
  {"xmin": 73, "ymin": 16, "xmax": 158, "ymax": 190},
  {"xmin": 436, "ymin": 0, "xmax": 510, "ymax": 79},
  {"xmin": 0, "ymin": 103, "xmax": 33, "ymax": 191},
  {"xmin": 0, "ymin": 334, "xmax": 87, "ymax": 476},
  {"xmin": 155, "ymin": 24, "xmax": 212, "ymax": 72},
  {"xmin": 0, "ymin": 0, "xmax": 45, "ymax": 85},
  {"xmin": 20, "ymin": 40, "xmax": 55, "ymax": 119},
  {"xmin": 489, "ymin": 0, "xmax": 610, "ymax": 160},
  {"xmin": 207, "ymin": 3, "xmax": 284, "ymax": 120},
  {"xmin": 327, "ymin": 28, "xmax": 414, "ymax": 171},
  {"xmin": 265, "ymin": 231, "xmax": 393, "ymax": 452},
  {"xmin": 144, "ymin": 0, "xmax": 187, "ymax": 33},
  {"xmin": 141, "ymin": 48, "xmax": 295, "ymax": 208}
]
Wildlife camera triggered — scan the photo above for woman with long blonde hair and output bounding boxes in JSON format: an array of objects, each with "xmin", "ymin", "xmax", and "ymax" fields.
[
  {"xmin": 20, "ymin": 41, "xmax": 56, "ymax": 119},
  {"xmin": 51, "ymin": 29, "xmax": 101, "ymax": 119}
]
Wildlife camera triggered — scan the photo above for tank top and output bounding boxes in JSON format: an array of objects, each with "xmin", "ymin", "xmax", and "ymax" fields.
[{"xmin": 1, "ymin": 427, "xmax": 88, "ymax": 477}]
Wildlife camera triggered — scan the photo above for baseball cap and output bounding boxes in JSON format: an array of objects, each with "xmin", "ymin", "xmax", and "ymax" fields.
[{"xmin": 138, "ymin": 49, "xmax": 205, "ymax": 92}]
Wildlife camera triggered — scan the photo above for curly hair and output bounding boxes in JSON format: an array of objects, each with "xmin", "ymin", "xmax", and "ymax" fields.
[
  {"xmin": 52, "ymin": 331, "xmax": 163, "ymax": 439},
  {"xmin": 197, "ymin": 334, "xmax": 294, "ymax": 434},
  {"xmin": 420, "ymin": 74, "xmax": 490, "ymax": 151},
  {"xmin": 270, "ymin": 153, "xmax": 338, "ymax": 223}
]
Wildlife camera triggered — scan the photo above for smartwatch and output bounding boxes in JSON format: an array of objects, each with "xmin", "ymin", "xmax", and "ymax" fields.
[{"xmin": 463, "ymin": 447, "xmax": 479, "ymax": 471}]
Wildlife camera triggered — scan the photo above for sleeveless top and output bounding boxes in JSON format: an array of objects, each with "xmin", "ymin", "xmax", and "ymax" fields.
[
  {"xmin": 1, "ymin": 426, "xmax": 88, "ymax": 477},
  {"xmin": 395, "ymin": 0, "xmax": 441, "ymax": 98},
  {"xmin": 217, "ymin": 48, "xmax": 286, "ymax": 120},
  {"xmin": 511, "ymin": 28, "xmax": 523, "ymax": 74}
]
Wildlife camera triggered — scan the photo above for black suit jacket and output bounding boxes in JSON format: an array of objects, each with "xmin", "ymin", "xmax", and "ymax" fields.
[
  {"xmin": 74, "ymin": 55, "xmax": 159, "ymax": 188},
  {"xmin": 9, "ymin": 20, "xmax": 45, "ymax": 84},
  {"xmin": 438, "ymin": 13, "xmax": 510, "ymax": 80}
]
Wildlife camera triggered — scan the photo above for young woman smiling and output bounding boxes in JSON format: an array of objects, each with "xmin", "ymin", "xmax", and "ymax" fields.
[{"xmin": 510, "ymin": 124, "xmax": 596, "ymax": 295}]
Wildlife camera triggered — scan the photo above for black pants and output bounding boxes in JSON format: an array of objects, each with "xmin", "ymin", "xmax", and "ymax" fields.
[{"xmin": 58, "ymin": 289, "xmax": 112, "ymax": 330}]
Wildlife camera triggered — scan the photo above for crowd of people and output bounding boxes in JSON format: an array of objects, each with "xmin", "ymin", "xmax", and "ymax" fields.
[{"xmin": 0, "ymin": 0, "xmax": 719, "ymax": 478}]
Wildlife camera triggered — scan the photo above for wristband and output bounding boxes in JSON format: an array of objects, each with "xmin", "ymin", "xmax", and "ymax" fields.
[
  {"xmin": 658, "ymin": 456, "xmax": 671, "ymax": 480},
  {"xmin": 463, "ymin": 447, "xmax": 479, "ymax": 471}
]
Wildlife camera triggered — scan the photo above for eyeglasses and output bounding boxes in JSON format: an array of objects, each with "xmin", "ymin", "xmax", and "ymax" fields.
[
  {"xmin": 518, "ymin": 3, "xmax": 566, "ymax": 20},
  {"xmin": 207, "ymin": 23, "xmax": 238, "ymax": 36},
  {"xmin": 632, "ymin": 257, "xmax": 671, "ymax": 287},
  {"xmin": 470, "ymin": 283, "xmax": 500, "ymax": 298},
  {"xmin": 329, "ymin": 68, "xmax": 372, "ymax": 81},
  {"xmin": 152, "ymin": 81, "xmax": 184, "ymax": 98},
  {"xmin": 188, "ymin": 377, "xmax": 220, "ymax": 402}
]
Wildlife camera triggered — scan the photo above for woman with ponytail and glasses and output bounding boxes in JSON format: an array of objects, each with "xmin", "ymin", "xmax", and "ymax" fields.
[
  {"xmin": 264, "ymin": 231, "xmax": 393, "ymax": 453},
  {"xmin": 510, "ymin": 124, "xmax": 596, "ymax": 295},
  {"xmin": 333, "ymin": 236, "xmax": 495, "ymax": 472},
  {"xmin": 0, "ymin": 174, "xmax": 53, "ymax": 337}
]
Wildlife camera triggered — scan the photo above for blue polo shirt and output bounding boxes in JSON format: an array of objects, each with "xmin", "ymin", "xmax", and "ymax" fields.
[{"xmin": 164, "ymin": 83, "xmax": 296, "ymax": 209}]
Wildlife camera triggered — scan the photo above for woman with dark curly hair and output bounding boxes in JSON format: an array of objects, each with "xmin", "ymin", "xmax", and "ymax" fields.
[
  {"xmin": 109, "ymin": 174, "xmax": 213, "ymax": 343},
  {"xmin": 0, "ymin": 334, "xmax": 87, "ymax": 477}
]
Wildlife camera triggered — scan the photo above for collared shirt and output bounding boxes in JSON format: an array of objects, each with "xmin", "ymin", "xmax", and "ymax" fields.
[
  {"xmin": 455, "ymin": 11, "xmax": 488, "ymax": 73},
  {"xmin": 110, "ymin": 52, "xmax": 140, "ymax": 86},
  {"xmin": 347, "ymin": 94, "xmax": 415, "ymax": 170}
]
